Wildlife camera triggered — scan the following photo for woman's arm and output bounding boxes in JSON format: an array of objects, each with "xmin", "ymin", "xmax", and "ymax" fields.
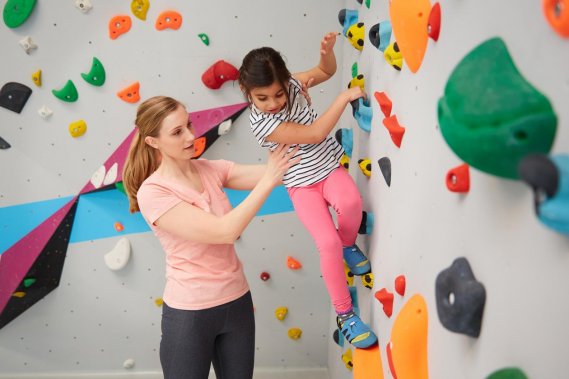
[
  {"xmin": 225, "ymin": 163, "xmax": 266, "ymax": 190},
  {"xmin": 154, "ymin": 145, "xmax": 300, "ymax": 244},
  {"xmin": 294, "ymin": 32, "xmax": 338, "ymax": 87}
]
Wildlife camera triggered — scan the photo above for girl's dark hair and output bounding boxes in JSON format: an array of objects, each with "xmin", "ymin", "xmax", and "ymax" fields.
[{"xmin": 238, "ymin": 47, "xmax": 294, "ymax": 113}]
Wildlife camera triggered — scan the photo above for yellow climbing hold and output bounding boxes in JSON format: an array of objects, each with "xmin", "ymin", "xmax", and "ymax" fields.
[
  {"xmin": 31, "ymin": 69, "xmax": 41, "ymax": 87},
  {"xmin": 274, "ymin": 306, "xmax": 288, "ymax": 321},
  {"xmin": 12, "ymin": 292, "xmax": 26, "ymax": 298},
  {"xmin": 344, "ymin": 262, "xmax": 354, "ymax": 286},
  {"xmin": 361, "ymin": 272, "xmax": 374, "ymax": 289},
  {"xmin": 69, "ymin": 119, "xmax": 87, "ymax": 138},
  {"xmin": 154, "ymin": 297, "xmax": 163, "ymax": 307},
  {"xmin": 287, "ymin": 327, "xmax": 302, "ymax": 340},
  {"xmin": 341, "ymin": 348, "xmax": 353, "ymax": 371},
  {"xmin": 131, "ymin": 0, "xmax": 149, "ymax": 21}
]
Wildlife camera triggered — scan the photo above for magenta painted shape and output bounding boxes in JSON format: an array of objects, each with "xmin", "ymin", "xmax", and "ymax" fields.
[
  {"xmin": 0, "ymin": 197, "xmax": 77, "ymax": 313},
  {"xmin": 189, "ymin": 102, "xmax": 248, "ymax": 137}
]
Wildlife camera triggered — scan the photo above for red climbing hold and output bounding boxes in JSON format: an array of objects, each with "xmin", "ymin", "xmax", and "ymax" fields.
[
  {"xmin": 374, "ymin": 91, "xmax": 392, "ymax": 117},
  {"xmin": 375, "ymin": 288, "xmax": 394, "ymax": 317},
  {"xmin": 201, "ymin": 60, "xmax": 239, "ymax": 90},
  {"xmin": 428, "ymin": 3, "xmax": 441, "ymax": 42},
  {"xmin": 260, "ymin": 272, "xmax": 270, "ymax": 281},
  {"xmin": 382, "ymin": 115, "xmax": 405, "ymax": 148},
  {"xmin": 446, "ymin": 163, "xmax": 470, "ymax": 193},
  {"xmin": 395, "ymin": 275, "xmax": 406, "ymax": 296}
]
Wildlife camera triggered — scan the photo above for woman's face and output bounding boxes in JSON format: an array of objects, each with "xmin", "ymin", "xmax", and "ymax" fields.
[
  {"xmin": 249, "ymin": 81, "xmax": 287, "ymax": 114},
  {"xmin": 146, "ymin": 105, "xmax": 196, "ymax": 160}
]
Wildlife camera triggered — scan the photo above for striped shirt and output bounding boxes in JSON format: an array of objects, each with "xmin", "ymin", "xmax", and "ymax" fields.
[{"xmin": 249, "ymin": 78, "xmax": 344, "ymax": 187}]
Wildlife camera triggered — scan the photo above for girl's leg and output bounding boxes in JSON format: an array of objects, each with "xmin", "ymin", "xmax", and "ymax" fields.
[{"xmin": 288, "ymin": 184, "xmax": 352, "ymax": 314}]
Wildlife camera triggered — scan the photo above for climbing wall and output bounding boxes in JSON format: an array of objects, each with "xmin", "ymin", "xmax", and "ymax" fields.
[
  {"xmin": 0, "ymin": 0, "xmax": 344, "ymax": 377},
  {"xmin": 329, "ymin": 0, "xmax": 569, "ymax": 378}
]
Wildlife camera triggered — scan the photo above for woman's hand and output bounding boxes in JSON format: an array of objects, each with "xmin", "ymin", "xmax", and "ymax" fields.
[
  {"xmin": 263, "ymin": 144, "xmax": 301, "ymax": 187},
  {"xmin": 320, "ymin": 32, "xmax": 338, "ymax": 55}
]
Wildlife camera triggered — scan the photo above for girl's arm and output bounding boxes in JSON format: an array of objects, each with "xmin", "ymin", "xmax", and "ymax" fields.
[
  {"xmin": 154, "ymin": 145, "xmax": 300, "ymax": 245},
  {"xmin": 294, "ymin": 32, "xmax": 338, "ymax": 88}
]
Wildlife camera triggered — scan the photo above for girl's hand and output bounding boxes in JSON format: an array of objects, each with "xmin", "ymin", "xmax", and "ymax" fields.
[
  {"xmin": 264, "ymin": 144, "xmax": 301, "ymax": 187},
  {"xmin": 300, "ymin": 78, "xmax": 315, "ymax": 106},
  {"xmin": 320, "ymin": 32, "xmax": 338, "ymax": 55},
  {"xmin": 344, "ymin": 86, "xmax": 367, "ymax": 103}
]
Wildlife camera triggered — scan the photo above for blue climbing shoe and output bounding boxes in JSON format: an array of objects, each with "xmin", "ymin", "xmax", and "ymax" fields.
[
  {"xmin": 343, "ymin": 244, "xmax": 371, "ymax": 275},
  {"xmin": 337, "ymin": 312, "xmax": 378, "ymax": 349}
]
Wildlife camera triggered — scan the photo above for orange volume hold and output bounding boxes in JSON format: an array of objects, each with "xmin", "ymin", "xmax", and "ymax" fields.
[
  {"xmin": 109, "ymin": 15, "xmax": 132, "ymax": 40},
  {"xmin": 117, "ymin": 82, "xmax": 141, "ymax": 103}
]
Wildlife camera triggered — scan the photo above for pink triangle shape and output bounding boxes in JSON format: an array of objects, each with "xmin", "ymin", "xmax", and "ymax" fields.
[{"xmin": 0, "ymin": 197, "xmax": 77, "ymax": 313}]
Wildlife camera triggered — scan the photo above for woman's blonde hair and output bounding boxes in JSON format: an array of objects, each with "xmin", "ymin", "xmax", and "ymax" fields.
[{"xmin": 122, "ymin": 96, "xmax": 184, "ymax": 212}]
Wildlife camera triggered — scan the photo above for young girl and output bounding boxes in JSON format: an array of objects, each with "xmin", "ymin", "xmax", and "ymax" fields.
[
  {"xmin": 238, "ymin": 33, "xmax": 378, "ymax": 349},
  {"xmin": 122, "ymin": 96, "xmax": 299, "ymax": 379}
]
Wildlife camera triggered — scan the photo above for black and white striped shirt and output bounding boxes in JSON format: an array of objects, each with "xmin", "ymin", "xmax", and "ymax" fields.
[{"xmin": 250, "ymin": 78, "xmax": 344, "ymax": 188}]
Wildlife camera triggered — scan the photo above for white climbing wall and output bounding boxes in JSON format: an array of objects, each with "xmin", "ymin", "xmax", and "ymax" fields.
[
  {"xmin": 0, "ymin": 0, "xmax": 346, "ymax": 377},
  {"xmin": 328, "ymin": 0, "xmax": 569, "ymax": 379}
]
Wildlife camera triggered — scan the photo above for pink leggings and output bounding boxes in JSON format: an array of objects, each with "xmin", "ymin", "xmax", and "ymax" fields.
[{"xmin": 287, "ymin": 167, "xmax": 362, "ymax": 314}]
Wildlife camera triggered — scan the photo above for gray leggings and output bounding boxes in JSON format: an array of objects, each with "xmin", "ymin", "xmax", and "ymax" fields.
[{"xmin": 160, "ymin": 291, "xmax": 255, "ymax": 379}]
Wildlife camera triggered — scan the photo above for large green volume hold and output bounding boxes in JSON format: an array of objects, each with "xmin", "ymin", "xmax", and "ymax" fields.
[{"xmin": 3, "ymin": 0, "xmax": 36, "ymax": 28}]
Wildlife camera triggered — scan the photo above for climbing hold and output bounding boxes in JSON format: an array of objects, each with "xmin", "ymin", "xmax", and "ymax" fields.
[
  {"xmin": 260, "ymin": 271, "xmax": 270, "ymax": 281},
  {"xmin": 0, "ymin": 136, "xmax": 11, "ymax": 149},
  {"xmin": 154, "ymin": 297, "xmax": 163, "ymax": 307},
  {"xmin": 114, "ymin": 222, "xmax": 124, "ymax": 232},
  {"xmin": 115, "ymin": 181, "xmax": 126, "ymax": 195},
  {"xmin": 348, "ymin": 74, "xmax": 365, "ymax": 92},
  {"xmin": 386, "ymin": 341, "xmax": 396, "ymax": 379},
  {"xmin": 389, "ymin": 294, "xmax": 429, "ymax": 379},
  {"xmin": 519, "ymin": 153, "xmax": 569, "ymax": 235},
  {"xmin": 117, "ymin": 81, "xmax": 140, "ymax": 103},
  {"xmin": 0, "ymin": 82, "xmax": 32, "ymax": 113},
  {"xmin": 12, "ymin": 292, "xmax": 26, "ymax": 298},
  {"xmin": 104, "ymin": 237, "xmax": 131, "ymax": 271},
  {"xmin": 438, "ymin": 37, "xmax": 557, "ymax": 179},
  {"xmin": 218, "ymin": 119, "xmax": 233, "ymax": 135},
  {"xmin": 68, "ymin": 119, "xmax": 87, "ymax": 138},
  {"xmin": 198, "ymin": 33, "xmax": 210, "ymax": 46},
  {"xmin": 333, "ymin": 329, "xmax": 344, "ymax": 347},
  {"xmin": 123, "ymin": 358, "xmax": 135, "ymax": 369},
  {"xmin": 339, "ymin": 154, "xmax": 350, "ymax": 170},
  {"xmin": 286, "ymin": 256, "xmax": 302, "ymax": 270},
  {"xmin": 130, "ymin": 0, "xmax": 149, "ymax": 21},
  {"xmin": 74, "ymin": 0, "xmax": 92, "ymax": 13},
  {"xmin": 361, "ymin": 272, "xmax": 374, "ymax": 289},
  {"xmin": 353, "ymin": 344, "xmax": 385, "ymax": 379},
  {"xmin": 346, "ymin": 22, "xmax": 365, "ymax": 51},
  {"xmin": 344, "ymin": 262, "xmax": 355, "ymax": 286},
  {"xmin": 109, "ymin": 15, "xmax": 132, "ymax": 40},
  {"xmin": 486, "ymin": 367, "xmax": 528, "ymax": 379},
  {"xmin": 201, "ymin": 60, "xmax": 239, "ymax": 90},
  {"xmin": 155, "ymin": 10, "xmax": 182, "ymax": 30},
  {"xmin": 395, "ymin": 275, "xmax": 406, "ymax": 296},
  {"xmin": 335, "ymin": 128, "xmax": 354, "ymax": 157},
  {"xmin": 436, "ymin": 257, "xmax": 486, "ymax": 337},
  {"xmin": 543, "ymin": 0, "xmax": 569, "ymax": 38},
  {"xmin": 274, "ymin": 306, "xmax": 288, "ymax": 321},
  {"xmin": 191, "ymin": 136, "xmax": 206, "ymax": 159},
  {"xmin": 375, "ymin": 288, "xmax": 394, "ymax": 317},
  {"xmin": 287, "ymin": 327, "xmax": 302, "ymax": 340},
  {"xmin": 341, "ymin": 348, "xmax": 353, "ymax": 370},
  {"xmin": 89, "ymin": 164, "xmax": 105, "ymax": 189},
  {"xmin": 368, "ymin": 21, "xmax": 392, "ymax": 52},
  {"xmin": 358, "ymin": 211, "xmax": 374, "ymax": 235},
  {"xmin": 103, "ymin": 163, "xmax": 118, "ymax": 186},
  {"xmin": 384, "ymin": 42, "xmax": 403, "ymax": 71},
  {"xmin": 38, "ymin": 105, "xmax": 53, "ymax": 119},
  {"xmin": 374, "ymin": 91, "xmax": 392, "ymax": 118},
  {"xmin": 19, "ymin": 35, "xmax": 37, "ymax": 54},
  {"xmin": 428, "ymin": 3, "xmax": 442, "ymax": 41},
  {"xmin": 358, "ymin": 159, "xmax": 372, "ymax": 177},
  {"xmin": 338, "ymin": 9, "xmax": 359, "ymax": 36},
  {"xmin": 81, "ymin": 57, "xmax": 106, "ymax": 87},
  {"xmin": 3, "ymin": 0, "xmax": 36, "ymax": 28},
  {"xmin": 351, "ymin": 62, "xmax": 358, "ymax": 78},
  {"xmin": 351, "ymin": 98, "xmax": 373, "ymax": 133},
  {"xmin": 23, "ymin": 278, "xmax": 36, "ymax": 288},
  {"xmin": 446, "ymin": 163, "xmax": 470, "ymax": 193},
  {"xmin": 382, "ymin": 115, "xmax": 405, "ymax": 147},
  {"xmin": 31, "ymin": 69, "xmax": 41, "ymax": 87},
  {"xmin": 377, "ymin": 157, "xmax": 391, "ymax": 187},
  {"xmin": 52, "ymin": 80, "xmax": 78, "ymax": 102}
]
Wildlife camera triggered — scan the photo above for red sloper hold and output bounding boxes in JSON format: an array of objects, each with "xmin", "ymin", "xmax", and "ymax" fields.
[
  {"xmin": 428, "ymin": 2, "xmax": 442, "ymax": 42},
  {"xmin": 374, "ymin": 91, "xmax": 392, "ymax": 117},
  {"xmin": 395, "ymin": 275, "xmax": 406, "ymax": 296},
  {"xmin": 386, "ymin": 341, "xmax": 398, "ymax": 379},
  {"xmin": 201, "ymin": 60, "xmax": 240, "ymax": 89},
  {"xmin": 382, "ymin": 115, "xmax": 405, "ymax": 148},
  {"xmin": 375, "ymin": 288, "xmax": 394, "ymax": 317},
  {"xmin": 446, "ymin": 163, "xmax": 470, "ymax": 193}
]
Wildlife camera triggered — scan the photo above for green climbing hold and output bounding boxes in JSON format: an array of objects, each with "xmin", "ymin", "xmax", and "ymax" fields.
[
  {"xmin": 3, "ymin": 0, "xmax": 36, "ymax": 28},
  {"xmin": 115, "ymin": 181, "xmax": 126, "ymax": 195},
  {"xmin": 438, "ymin": 37, "xmax": 557, "ymax": 179},
  {"xmin": 351, "ymin": 62, "xmax": 358, "ymax": 78},
  {"xmin": 486, "ymin": 367, "xmax": 528, "ymax": 379},
  {"xmin": 81, "ymin": 57, "xmax": 106, "ymax": 87},
  {"xmin": 52, "ymin": 80, "xmax": 78, "ymax": 102},
  {"xmin": 23, "ymin": 278, "xmax": 36, "ymax": 288},
  {"xmin": 365, "ymin": 0, "xmax": 370, "ymax": 9},
  {"xmin": 198, "ymin": 33, "xmax": 210, "ymax": 46}
]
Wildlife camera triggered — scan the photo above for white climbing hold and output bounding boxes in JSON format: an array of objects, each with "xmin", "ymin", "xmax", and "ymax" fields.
[
  {"xmin": 103, "ymin": 162, "xmax": 118, "ymax": 185},
  {"xmin": 218, "ymin": 119, "xmax": 233, "ymax": 135},
  {"xmin": 19, "ymin": 36, "xmax": 37, "ymax": 54},
  {"xmin": 38, "ymin": 105, "xmax": 53, "ymax": 119},
  {"xmin": 123, "ymin": 358, "xmax": 135, "ymax": 369},
  {"xmin": 75, "ymin": 0, "xmax": 93, "ymax": 13},
  {"xmin": 90, "ymin": 165, "xmax": 106, "ymax": 189},
  {"xmin": 104, "ymin": 237, "xmax": 131, "ymax": 271}
]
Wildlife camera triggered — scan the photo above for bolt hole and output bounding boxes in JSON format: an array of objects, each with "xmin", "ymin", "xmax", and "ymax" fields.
[
  {"xmin": 448, "ymin": 292, "xmax": 455, "ymax": 305},
  {"xmin": 514, "ymin": 130, "xmax": 528, "ymax": 141}
]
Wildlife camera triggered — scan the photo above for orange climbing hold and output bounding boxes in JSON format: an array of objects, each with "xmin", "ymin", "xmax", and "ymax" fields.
[
  {"xmin": 155, "ymin": 10, "xmax": 183, "ymax": 31},
  {"xmin": 117, "ymin": 82, "xmax": 140, "ymax": 103},
  {"xmin": 428, "ymin": 3, "xmax": 442, "ymax": 41},
  {"xmin": 375, "ymin": 288, "xmax": 394, "ymax": 317},
  {"xmin": 382, "ymin": 115, "xmax": 405, "ymax": 148},
  {"xmin": 374, "ymin": 91, "xmax": 392, "ymax": 117},
  {"xmin": 543, "ymin": 0, "xmax": 569, "ymax": 38},
  {"xmin": 109, "ymin": 15, "xmax": 132, "ymax": 40},
  {"xmin": 114, "ymin": 222, "xmax": 124, "ymax": 232},
  {"xmin": 395, "ymin": 275, "xmax": 406, "ymax": 296},
  {"xmin": 192, "ymin": 136, "xmax": 206, "ymax": 158},
  {"xmin": 353, "ymin": 344, "xmax": 385, "ymax": 379},
  {"xmin": 446, "ymin": 163, "xmax": 470, "ymax": 193},
  {"xmin": 389, "ymin": 294, "xmax": 429, "ymax": 379},
  {"xmin": 286, "ymin": 256, "xmax": 302, "ymax": 270}
]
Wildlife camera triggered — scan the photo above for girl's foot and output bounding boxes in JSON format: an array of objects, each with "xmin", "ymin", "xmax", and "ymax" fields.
[
  {"xmin": 337, "ymin": 311, "xmax": 378, "ymax": 348},
  {"xmin": 343, "ymin": 244, "xmax": 371, "ymax": 275}
]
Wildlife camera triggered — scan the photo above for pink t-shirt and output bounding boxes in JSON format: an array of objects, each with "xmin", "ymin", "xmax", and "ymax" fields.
[{"xmin": 136, "ymin": 159, "xmax": 249, "ymax": 310}]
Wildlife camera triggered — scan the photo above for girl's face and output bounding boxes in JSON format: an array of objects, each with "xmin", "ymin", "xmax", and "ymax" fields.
[
  {"xmin": 145, "ymin": 105, "xmax": 196, "ymax": 161},
  {"xmin": 249, "ymin": 81, "xmax": 287, "ymax": 114}
]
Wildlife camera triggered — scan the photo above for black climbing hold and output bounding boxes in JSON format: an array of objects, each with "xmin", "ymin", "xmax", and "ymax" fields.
[
  {"xmin": 338, "ymin": 9, "xmax": 346, "ymax": 26},
  {"xmin": 518, "ymin": 153, "xmax": 559, "ymax": 212},
  {"xmin": 369, "ymin": 23, "xmax": 380, "ymax": 49},
  {"xmin": 0, "ymin": 82, "xmax": 32, "ymax": 113},
  {"xmin": 0, "ymin": 136, "xmax": 10, "ymax": 149},
  {"xmin": 377, "ymin": 157, "xmax": 391, "ymax": 186},
  {"xmin": 435, "ymin": 257, "xmax": 486, "ymax": 338}
]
